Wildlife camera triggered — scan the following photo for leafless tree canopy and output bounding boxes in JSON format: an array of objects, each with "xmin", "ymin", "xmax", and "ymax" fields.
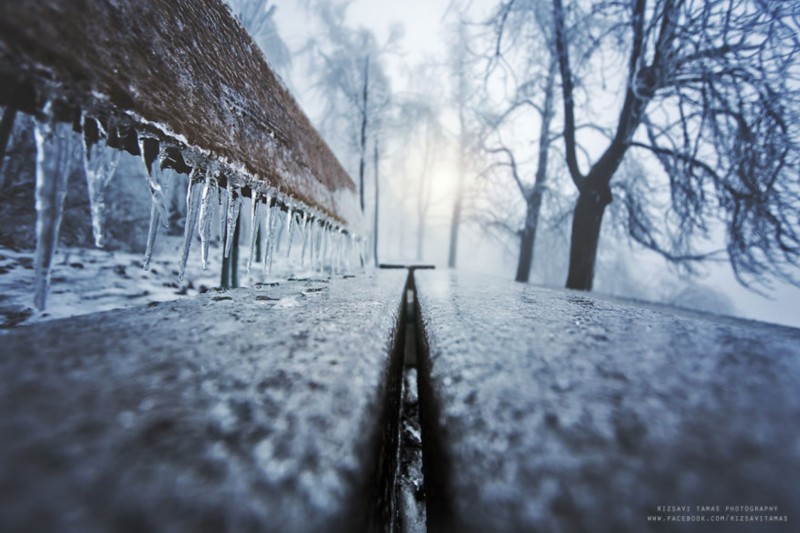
[
  {"xmin": 554, "ymin": 0, "xmax": 800, "ymax": 289},
  {"xmin": 474, "ymin": 0, "xmax": 564, "ymax": 282}
]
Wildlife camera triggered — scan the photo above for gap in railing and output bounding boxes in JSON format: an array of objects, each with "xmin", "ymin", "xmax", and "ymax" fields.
[{"xmin": 393, "ymin": 268, "xmax": 428, "ymax": 532}]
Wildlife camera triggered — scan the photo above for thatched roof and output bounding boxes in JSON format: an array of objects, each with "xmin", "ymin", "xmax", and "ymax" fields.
[{"xmin": 0, "ymin": 0, "xmax": 361, "ymax": 229}]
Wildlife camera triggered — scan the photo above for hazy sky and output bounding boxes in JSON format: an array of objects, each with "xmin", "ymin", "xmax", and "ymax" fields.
[{"xmin": 276, "ymin": 0, "xmax": 456, "ymax": 57}]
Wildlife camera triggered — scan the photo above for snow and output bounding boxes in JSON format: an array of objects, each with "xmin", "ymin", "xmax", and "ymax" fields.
[
  {"xmin": 413, "ymin": 269, "xmax": 800, "ymax": 530},
  {"xmin": 0, "ymin": 240, "xmax": 218, "ymax": 328},
  {"xmin": 1, "ymin": 205, "xmax": 367, "ymax": 328},
  {"xmin": 0, "ymin": 269, "xmax": 408, "ymax": 531}
]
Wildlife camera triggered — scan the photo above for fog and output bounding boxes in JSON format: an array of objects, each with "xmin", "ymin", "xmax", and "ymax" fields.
[{"xmin": 267, "ymin": 0, "xmax": 800, "ymax": 328}]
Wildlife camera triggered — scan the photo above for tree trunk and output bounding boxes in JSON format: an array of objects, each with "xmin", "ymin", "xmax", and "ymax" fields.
[
  {"xmin": 221, "ymin": 212, "xmax": 241, "ymax": 289},
  {"xmin": 416, "ymin": 157, "xmax": 430, "ymax": 262},
  {"xmin": 416, "ymin": 205, "xmax": 425, "ymax": 261},
  {"xmin": 358, "ymin": 57, "xmax": 369, "ymax": 213},
  {"xmin": 231, "ymin": 213, "xmax": 240, "ymax": 288},
  {"xmin": 516, "ymin": 59, "xmax": 556, "ymax": 283},
  {"xmin": 0, "ymin": 107, "xmax": 17, "ymax": 168},
  {"xmin": 515, "ymin": 191, "xmax": 543, "ymax": 282},
  {"xmin": 448, "ymin": 125, "xmax": 465, "ymax": 268},
  {"xmin": 447, "ymin": 194, "xmax": 462, "ymax": 268},
  {"xmin": 372, "ymin": 140, "xmax": 379, "ymax": 266},
  {"xmin": 516, "ymin": 225, "xmax": 535, "ymax": 282},
  {"xmin": 449, "ymin": 28, "xmax": 469, "ymax": 270},
  {"xmin": 565, "ymin": 184, "xmax": 611, "ymax": 290}
]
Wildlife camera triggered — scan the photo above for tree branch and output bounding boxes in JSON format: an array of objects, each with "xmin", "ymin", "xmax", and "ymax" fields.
[
  {"xmin": 552, "ymin": 0, "xmax": 584, "ymax": 189},
  {"xmin": 486, "ymin": 146, "xmax": 527, "ymax": 198}
]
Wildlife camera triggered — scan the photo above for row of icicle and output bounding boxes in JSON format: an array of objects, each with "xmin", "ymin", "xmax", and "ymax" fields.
[{"xmin": 30, "ymin": 105, "xmax": 366, "ymax": 310}]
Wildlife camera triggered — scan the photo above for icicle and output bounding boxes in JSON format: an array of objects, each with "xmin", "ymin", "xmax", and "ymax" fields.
[
  {"xmin": 316, "ymin": 222, "xmax": 325, "ymax": 274},
  {"xmin": 334, "ymin": 228, "xmax": 340, "ymax": 273},
  {"xmin": 329, "ymin": 225, "xmax": 336, "ymax": 274},
  {"xmin": 179, "ymin": 171, "xmax": 203, "ymax": 280},
  {"xmin": 261, "ymin": 194, "xmax": 273, "ymax": 276},
  {"xmin": 307, "ymin": 218, "xmax": 317, "ymax": 272},
  {"xmin": 284, "ymin": 206, "xmax": 295, "ymax": 258},
  {"xmin": 347, "ymin": 233, "xmax": 355, "ymax": 274},
  {"xmin": 218, "ymin": 184, "xmax": 228, "ymax": 244},
  {"xmin": 357, "ymin": 236, "xmax": 365, "ymax": 271},
  {"xmin": 142, "ymin": 198, "xmax": 159, "ymax": 270},
  {"xmin": 338, "ymin": 228, "xmax": 346, "ymax": 275},
  {"xmin": 322, "ymin": 222, "xmax": 331, "ymax": 274},
  {"xmin": 309, "ymin": 220, "xmax": 317, "ymax": 273},
  {"xmin": 336, "ymin": 229, "xmax": 342, "ymax": 275},
  {"xmin": 246, "ymin": 191, "xmax": 261, "ymax": 276},
  {"xmin": 82, "ymin": 115, "xmax": 120, "ymax": 248},
  {"xmin": 138, "ymin": 136, "xmax": 169, "ymax": 225},
  {"xmin": 273, "ymin": 207, "xmax": 284, "ymax": 256},
  {"xmin": 139, "ymin": 137, "xmax": 170, "ymax": 270},
  {"xmin": 198, "ymin": 170, "xmax": 217, "ymax": 269},
  {"xmin": 224, "ymin": 183, "xmax": 242, "ymax": 258},
  {"xmin": 266, "ymin": 205, "xmax": 279, "ymax": 275},
  {"xmin": 298, "ymin": 212, "xmax": 310, "ymax": 268},
  {"xmin": 33, "ymin": 110, "xmax": 74, "ymax": 310},
  {"xmin": 325, "ymin": 224, "xmax": 334, "ymax": 274}
]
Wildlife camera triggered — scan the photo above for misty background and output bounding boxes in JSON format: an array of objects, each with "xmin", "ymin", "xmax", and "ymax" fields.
[{"xmin": 264, "ymin": 0, "xmax": 800, "ymax": 327}]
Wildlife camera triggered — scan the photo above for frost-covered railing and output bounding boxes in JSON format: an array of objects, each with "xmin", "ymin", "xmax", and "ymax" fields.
[{"xmin": 0, "ymin": 0, "xmax": 365, "ymax": 309}]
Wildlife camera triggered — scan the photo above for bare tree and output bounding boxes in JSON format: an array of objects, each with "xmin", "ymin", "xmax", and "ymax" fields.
[
  {"xmin": 552, "ymin": 0, "xmax": 800, "ymax": 290},
  {"xmin": 302, "ymin": 0, "xmax": 396, "ymax": 220},
  {"xmin": 476, "ymin": 0, "xmax": 561, "ymax": 282},
  {"xmin": 447, "ymin": 19, "xmax": 476, "ymax": 268},
  {"xmin": 372, "ymin": 139, "xmax": 380, "ymax": 265},
  {"xmin": 391, "ymin": 90, "xmax": 444, "ymax": 261}
]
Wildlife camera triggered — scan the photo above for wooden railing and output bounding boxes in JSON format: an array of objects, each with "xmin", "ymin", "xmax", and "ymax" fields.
[{"xmin": 0, "ymin": 0, "xmax": 361, "ymax": 229}]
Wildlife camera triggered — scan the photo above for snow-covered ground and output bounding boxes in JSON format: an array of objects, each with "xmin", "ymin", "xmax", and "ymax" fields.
[
  {"xmin": 0, "ymin": 238, "xmax": 223, "ymax": 328},
  {"xmin": 0, "ymin": 231, "xmax": 355, "ymax": 328}
]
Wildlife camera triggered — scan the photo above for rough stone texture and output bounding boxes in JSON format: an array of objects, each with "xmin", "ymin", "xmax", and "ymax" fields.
[
  {"xmin": 414, "ymin": 270, "xmax": 800, "ymax": 532},
  {"xmin": 0, "ymin": 0, "xmax": 360, "ymax": 228},
  {"xmin": 0, "ymin": 271, "xmax": 406, "ymax": 532}
]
